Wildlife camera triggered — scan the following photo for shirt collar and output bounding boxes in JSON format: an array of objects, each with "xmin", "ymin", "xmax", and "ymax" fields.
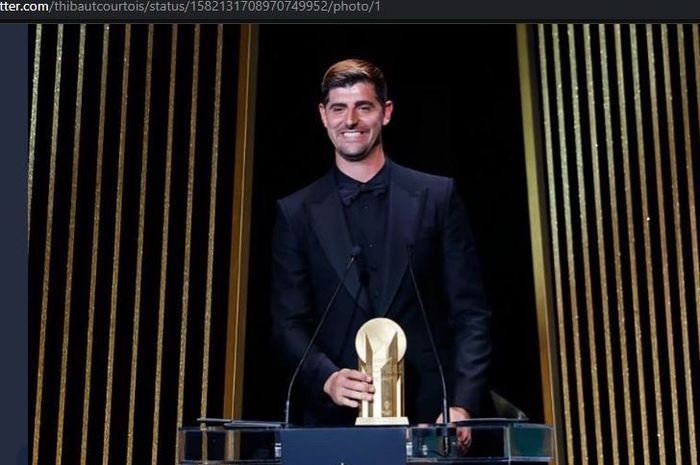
[{"xmin": 334, "ymin": 159, "xmax": 391, "ymax": 188}]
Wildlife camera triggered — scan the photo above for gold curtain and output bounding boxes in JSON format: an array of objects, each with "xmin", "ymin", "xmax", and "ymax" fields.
[
  {"xmin": 521, "ymin": 23, "xmax": 699, "ymax": 465},
  {"xmin": 28, "ymin": 24, "xmax": 255, "ymax": 465}
]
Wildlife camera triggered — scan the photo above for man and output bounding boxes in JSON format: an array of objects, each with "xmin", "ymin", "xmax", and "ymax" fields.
[{"xmin": 270, "ymin": 59, "xmax": 491, "ymax": 438}]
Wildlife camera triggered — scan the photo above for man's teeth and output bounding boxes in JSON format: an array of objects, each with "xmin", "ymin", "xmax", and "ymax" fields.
[{"xmin": 343, "ymin": 131, "xmax": 362, "ymax": 138}]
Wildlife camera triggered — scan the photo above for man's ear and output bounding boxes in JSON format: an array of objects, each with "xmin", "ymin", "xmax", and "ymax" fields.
[
  {"xmin": 382, "ymin": 100, "xmax": 394, "ymax": 126},
  {"xmin": 319, "ymin": 103, "xmax": 328, "ymax": 128}
]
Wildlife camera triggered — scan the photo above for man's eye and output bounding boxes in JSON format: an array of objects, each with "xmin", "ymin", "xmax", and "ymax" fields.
[{"xmin": 359, "ymin": 105, "xmax": 372, "ymax": 111}]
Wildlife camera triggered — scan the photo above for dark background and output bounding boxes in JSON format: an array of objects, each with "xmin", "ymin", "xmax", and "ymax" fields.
[{"xmin": 242, "ymin": 25, "xmax": 544, "ymax": 424}]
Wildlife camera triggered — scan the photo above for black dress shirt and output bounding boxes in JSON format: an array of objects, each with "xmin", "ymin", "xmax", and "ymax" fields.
[{"xmin": 334, "ymin": 163, "xmax": 390, "ymax": 315}]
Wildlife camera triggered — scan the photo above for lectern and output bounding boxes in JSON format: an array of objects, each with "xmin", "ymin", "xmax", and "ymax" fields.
[{"xmin": 178, "ymin": 419, "xmax": 553, "ymax": 465}]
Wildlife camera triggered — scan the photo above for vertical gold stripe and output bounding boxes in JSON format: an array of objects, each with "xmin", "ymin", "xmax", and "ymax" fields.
[
  {"xmin": 81, "ymin": 24, "xmax": 110, "ymax": 465},
  {"xmin": 152, "ymin": 25, "xmax": 178, "ymax": 465},
  {"xmin": 200, "ymin": 24, "xmax": 224, "ymax": 417},
  {"xmin": 28, "ymin": 24, "xmax": 42, "ymax": 239},
  {"xmin": 693, "ymin": 25, "xmax": 700, "ymax": 352},
  {"xmin": 583, "ymin": 24, "xmax": 619, "ymax": 465},
  {"xmin": 516, "ymin": 25, "xmax": 563, "ymax": 465},
  {"xmin": 598, "ymin": 25, "xmax": 635, "ymax": 465},
  {"xmin": 626, "ymin": 24, "xmax": 653, "ymax": 465},
  {"xmin": 224, "ymin": 24, "xmax": 259, "ymax": 419},
  {"xmin": 553, "ymin": 24, "xmax": 589, "ymax": 465},
  {"xmin": 176, "ymin": 24, "xmax": 201, "ymax": 437},
  {"xmin": 695, "ymin": 25, "xmax": 700, "ymax": 130},
  {"xmin": 659, "ymin": 24, "xmax": 684, "ymax": 465},
  {"xmin": 538, "ymin": 24, "xmax": 574, "ymax": 465},
  {"xmin": 674, "ymin": 24, "xmax": 699, "ymax": 465},
  {"xmin": 568, "ymin": 25, "xmax": 603, "ymax": 463},
  {"xmin": 644, "ymin": 24, "xmax": 669, "ymax": 464},
  {"xmin": 55, "ymin": 24, "xmax": 86, "ymax": 465},
  {"xmin": 101, "ymin": 25, "xmax": 131, "ymax": 465},
  {"xmin": 33, "ymin": 23, "xmax": 63, "ymax": 465},
  {"xmin": 201, "ymin": 430, "xmax": 209, "ymax": 461},
  {"xmin": 126, "ymin": 24, "xmax": 154, "ymax": 465}
]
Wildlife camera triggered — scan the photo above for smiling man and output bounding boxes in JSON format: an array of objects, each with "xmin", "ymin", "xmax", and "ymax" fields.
[{"xmin": 271, "ymin": 59, "xmax": 491, "ymax": 446}]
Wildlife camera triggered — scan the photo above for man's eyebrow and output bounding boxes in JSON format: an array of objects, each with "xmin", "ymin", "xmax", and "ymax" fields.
[{"xmin": 326, "ymin": 100, "xmax": 377, "ymax": 108}]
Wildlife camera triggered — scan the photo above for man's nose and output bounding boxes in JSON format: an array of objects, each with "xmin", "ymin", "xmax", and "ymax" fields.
[{"xmin": 345, "ymin": 109, "xmax": 358, "ymax": 126}]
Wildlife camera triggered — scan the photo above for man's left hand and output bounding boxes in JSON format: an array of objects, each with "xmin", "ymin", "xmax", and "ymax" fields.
[{"xmin": 435, "ymin": 406, "xmax": 472, "ymax": 451}]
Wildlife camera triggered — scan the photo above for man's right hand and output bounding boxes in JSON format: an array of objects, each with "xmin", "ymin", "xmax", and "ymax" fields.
[{"xmin": 323, "ymin": 368, "xmax": 374, "ymax": 408}]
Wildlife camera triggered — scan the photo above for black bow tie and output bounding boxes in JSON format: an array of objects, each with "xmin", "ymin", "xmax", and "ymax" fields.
[{"xmin": 338, "ymin": 180, "xmax": 387, "ymax": 206}]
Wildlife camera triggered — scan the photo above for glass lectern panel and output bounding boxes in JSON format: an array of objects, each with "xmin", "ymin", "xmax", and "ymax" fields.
[
  {"xmin": 178, "ymin": 427, "xmax": 278, "ymax": 465},
  {"xmin": 178, "ymin": 421, "xmax": 553, "ymax": 465},
  {"xmin": 407, "ymin": 422, "xmax": 553, "ymax": 463}
]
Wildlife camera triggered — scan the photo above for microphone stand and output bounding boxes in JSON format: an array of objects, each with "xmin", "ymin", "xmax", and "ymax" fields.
[
  {"xmin": 406, "ymin": 245, "xmax": 452, "ymax": 456},
  {"xmin": 283, "ymin": 246, "xmax": 361, "ymax": 427}
]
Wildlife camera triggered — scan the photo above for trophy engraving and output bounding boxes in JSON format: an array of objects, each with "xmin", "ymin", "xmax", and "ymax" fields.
[{"xmin": 355, "ymin": 318, "xmax": 408, "ymax": 425}]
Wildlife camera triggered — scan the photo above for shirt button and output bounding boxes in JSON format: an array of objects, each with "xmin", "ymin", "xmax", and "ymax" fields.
[
  {"xmin": 373, "ymin": 290, "xmax": 380, "ymax": 297},
  {"xmin": 370, "ymin": 264, "xmax": 378, "ymax": 271},
  {"xmin": 368, "ymin": 243, "xmax": 374, "ymax": 248}
]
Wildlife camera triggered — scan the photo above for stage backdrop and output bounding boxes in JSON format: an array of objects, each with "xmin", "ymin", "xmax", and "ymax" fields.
[
  {"xmin": 520, "ymin": 24, "xmax": 700, "ymax": 465},
  {"xmin": 28, "ymin": 24, "xmax": 251, "ymax": 465},
  {"xmin": 29, "ymin": 24, "xmax": 700, "ymax": 465}
]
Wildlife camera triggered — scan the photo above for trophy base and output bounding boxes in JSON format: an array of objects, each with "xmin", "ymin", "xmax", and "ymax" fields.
[{"xmin": 355, "ymin": 416, "xmax": 409, "ymax": 426}]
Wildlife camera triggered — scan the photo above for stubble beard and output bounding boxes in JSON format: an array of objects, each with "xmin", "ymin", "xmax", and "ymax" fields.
[{"xmin": 335, "ymin": 137, "xmax": 382, "ymax": 163}]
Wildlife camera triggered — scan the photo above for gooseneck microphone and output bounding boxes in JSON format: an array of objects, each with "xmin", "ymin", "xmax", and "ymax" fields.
[
  {"xmin": 283, "ymin": 245, "xmax": 362, "ymax": 427},
  {"xmin": 406, "ymin": 244, "xmax": 451, "ymax": 454}
]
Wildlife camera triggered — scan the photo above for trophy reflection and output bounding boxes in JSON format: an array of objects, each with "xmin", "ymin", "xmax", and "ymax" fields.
[{"xmin": 355, "ymin": 318, "xmax": 409, "ymax": 425}]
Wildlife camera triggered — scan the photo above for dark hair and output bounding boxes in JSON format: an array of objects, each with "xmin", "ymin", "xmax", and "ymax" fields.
[{"xmin": 320, "ymin": 59, "xmax": 388, "ymax": 105}]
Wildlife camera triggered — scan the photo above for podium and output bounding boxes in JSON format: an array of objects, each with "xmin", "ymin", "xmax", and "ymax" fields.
[{"xmin": 178, "ymin": 420, "xmax": 553, "ymax": 464}]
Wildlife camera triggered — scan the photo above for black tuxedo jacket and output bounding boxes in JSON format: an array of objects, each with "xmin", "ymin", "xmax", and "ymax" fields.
[{"xmin": 271, "ymin": 160, "xmax": 491, "ymax": 425}]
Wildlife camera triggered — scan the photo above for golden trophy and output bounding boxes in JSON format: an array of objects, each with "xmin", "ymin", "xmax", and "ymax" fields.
[{"xmin": 355, "ymin": 318, "xmax": 409, "ymax": 425}]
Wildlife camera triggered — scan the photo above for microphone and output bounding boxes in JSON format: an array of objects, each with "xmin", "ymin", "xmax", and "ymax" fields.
[
  {"xmin": 283, "ymin": 245, "xmax": 362, "ymax": 427},
  {"xmin": 406, "ymin": 244, "xmax": 452, "ymax": 454}
]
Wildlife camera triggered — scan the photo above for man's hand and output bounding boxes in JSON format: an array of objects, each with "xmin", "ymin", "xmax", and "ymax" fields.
[
  {"xmin": 323, "ymin": 368, "xmax": 374, "ymax": 408},
  {"xmin": 436, "ymin": 406, "xmax": 472, "ymax": 451}
]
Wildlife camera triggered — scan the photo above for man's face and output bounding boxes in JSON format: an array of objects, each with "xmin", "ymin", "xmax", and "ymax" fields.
[{"xmin": 319, "ymin": 81, "xmax": 393, "ymax": 162}]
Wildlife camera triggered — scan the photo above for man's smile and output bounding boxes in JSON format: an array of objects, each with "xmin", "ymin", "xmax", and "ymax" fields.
[{"xmin": 340, "ymin": 130, "xmax": 365, "ymax": 139}]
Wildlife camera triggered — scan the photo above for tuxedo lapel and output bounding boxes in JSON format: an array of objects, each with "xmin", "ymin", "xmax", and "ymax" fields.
[
  {"xmin": 306, "ymin": 172, "xmax": 369, "ymax": 312},
  {"xmin": 378, "ymin": 165, "xmax": 426, "ymax": 317}
]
